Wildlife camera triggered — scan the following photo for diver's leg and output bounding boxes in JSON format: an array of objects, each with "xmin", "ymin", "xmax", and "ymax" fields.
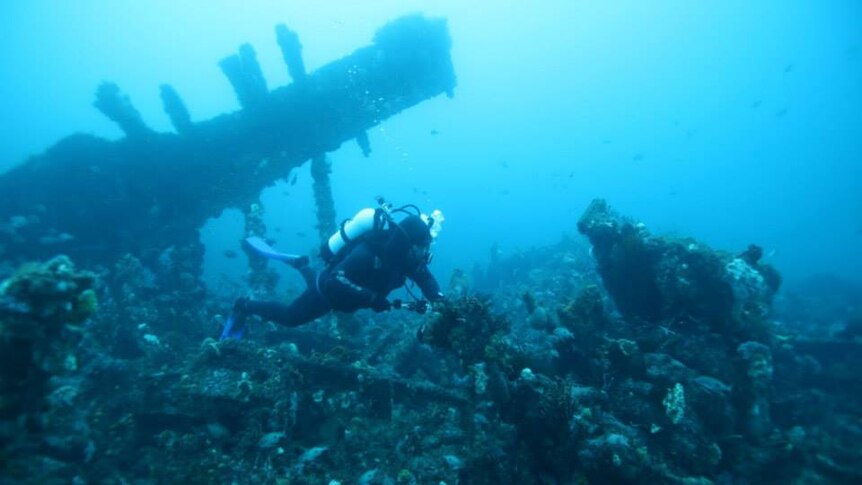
[
  {"xmin": 298, "ymin": 265, "xmax": 316, "ymax": 288},
  {"xmin": 221, "ymin": 269, "xmax": 321, "ymax": 339},
  {"xmin": 286, "ymin": 254, "xmax": 310, "ymax": 269},
  {"xmin": 246, "ymin": 289, "xmax": 329, "ymax": 328}
]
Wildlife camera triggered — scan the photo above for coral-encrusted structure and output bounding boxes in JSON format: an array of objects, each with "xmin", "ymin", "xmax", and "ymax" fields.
[
  {"xmin": 2, "ymin": 209, "xmax": 860, "ymax": 480},
  {"xmin": 577, "ymin": 198, "xmax": 780, "ymax": 340},
  {"xmin": 0, "ymin": 256, "xmax": 97, "ymax": 467},
  {"xmin": 0, "ymin": 15, "xmax": 456, "ymax": 272}
]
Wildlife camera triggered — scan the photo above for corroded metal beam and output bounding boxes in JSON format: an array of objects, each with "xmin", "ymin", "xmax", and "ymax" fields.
[{"xmin": 0, "ymin": 15, "xmax": 456, "ymax": 267}]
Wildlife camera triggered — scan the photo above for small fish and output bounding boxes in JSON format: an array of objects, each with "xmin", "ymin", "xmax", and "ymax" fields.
[
  {"xmin": 296, "ymin": 231, "xmax": 307, "ymax": 238},
  {"xmin": 751, "ymin": 100, "xmax": 761, "ymax": 109},
  {"xmin": 784, "ymin": 63, "xmax": 793, "ymax": 74},
  {"xmin": 223, "ymin": 249, "xmax": 238, "ymax": 259},
  {"xmin": 774, "ymin": 108, "xmax": 788, "ymax": 118},
  {"xmin": 498, "ymin": 160, "xmax": 510, "ymax": 169},
  {"xmin": 39, "ymin": 233, "xmax": 75, "ymax": 245},
  {"xmin": 693, "ymin": 375, "xmax": 731, "ymax": 394},
  {"xmin": 499, "ymin": 189, "xmax": 510, "ymax": 196},
  {"xmin": 298, "ymin": 446, "xmax": 327, "ymax": 463},
  {"xmin": 429, "ymin": 129, "xmax": 439, "ymax": 136},
  {"xmin": 632, "ymin": 153, "xmax": 644, "ymax": 162},
  {"xmin": 289, "ymin": 173, "xmax": 298, "ymax": 186}
]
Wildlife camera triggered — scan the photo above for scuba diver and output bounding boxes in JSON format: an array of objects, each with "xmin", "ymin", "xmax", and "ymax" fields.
[{"xmin": 221, "ymin": 199, "xmax": 444, "ymax": 340}]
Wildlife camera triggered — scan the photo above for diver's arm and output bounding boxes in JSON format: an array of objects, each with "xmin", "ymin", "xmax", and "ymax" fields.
[{"xmin": 410, "ymin": 265, "xmax": 444, "ymax": 302}]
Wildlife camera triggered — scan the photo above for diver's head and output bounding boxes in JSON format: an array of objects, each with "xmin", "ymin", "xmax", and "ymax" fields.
[
  {"xmin": 398, "ymin": 215, "xmax": 433, "ymax": 247},
  {"xmin": 387, "ymin": 214, "xmax": 433, "ymax": 270}
]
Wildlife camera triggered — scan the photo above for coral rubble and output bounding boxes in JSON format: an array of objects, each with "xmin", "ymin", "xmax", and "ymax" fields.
[{"xmin": 1, "ymin": 199, "xmax": 860, "ymax": 483}]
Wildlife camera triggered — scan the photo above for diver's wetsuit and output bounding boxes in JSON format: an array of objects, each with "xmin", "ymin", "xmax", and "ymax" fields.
[{"xmin": 245, "ymin": 234, "xmax": 441, "ymax": 328}]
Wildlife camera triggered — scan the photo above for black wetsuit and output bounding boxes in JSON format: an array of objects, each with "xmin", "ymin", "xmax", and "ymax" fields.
[{"xmin": 246, "ymin": 233, "xmax": 441, "ymax": 327}]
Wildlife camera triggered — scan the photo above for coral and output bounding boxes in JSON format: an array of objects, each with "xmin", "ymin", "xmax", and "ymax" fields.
[
  {"xmin": 0, "ymin": 256, "xmax": 99, "ymax": 478},
  {"xmin": 77, "ymin": 288, "xmax": 99, "ymax": 316},
  {"xmin": 421, "ymin": 295, "xmax": 510, "ymax": 366},
  {"xmin": 735, "ymin": 341, "xmax": 774, "ymax": 440},
  {"xmin": 2, "ymin": 199, "xmax": 858, "ymax": 484},
  {"xmin": 558, "ymin": 284, "xmax": 609, "ymax": 332},
  {"xmin": 577, "ymin": 198, "xmax": 779, "ymax": 339},
  {"xmin": 1, "ymin": 255, "xmax": 97, "ymax": 332},
  {"xmin": 663, "ymin": 383, "xmax": 686, "ymax": 425}
]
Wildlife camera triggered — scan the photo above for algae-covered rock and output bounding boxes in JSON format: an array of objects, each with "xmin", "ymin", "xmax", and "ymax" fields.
[
  {"xmin": 0, "ymin": 256, "xmax": 98, "ymax": 378},
  {"xmin": 0, "ymin": 255, "xmax": 97, "ymax": 391},
  {"xmin": 577, "ymin": 199, "xmax": 779, "ymax": 339},
  {"xmin": 0, "ymin": 255, "xmax": 99, "ymax": 479},
  {"xmin": 422, "ymin": 295, "xmax": 510, "ymax": 366},
  {"xmin": 1, "ymin": 254, "xmax": 97, "ymax": 335}
]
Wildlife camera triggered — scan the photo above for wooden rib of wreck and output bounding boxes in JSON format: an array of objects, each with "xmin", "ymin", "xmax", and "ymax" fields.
[{"xmin": 0, "ymin": 15, "xmax": 456, "ymax": 269}]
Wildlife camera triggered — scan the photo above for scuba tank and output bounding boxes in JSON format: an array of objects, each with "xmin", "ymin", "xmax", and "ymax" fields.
[
  {"xmin": 320, "ymin": 198, "xmax": 443, "ymax": 264},
  {"xmin": 320, "ymin": 207, "xmax": 388, "ymax": 263}
]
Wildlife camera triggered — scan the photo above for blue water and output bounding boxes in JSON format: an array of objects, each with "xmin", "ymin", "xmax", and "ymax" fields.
[{"xmin": 1, "ymin": 1, "xmax": 860, "ymax": 289}]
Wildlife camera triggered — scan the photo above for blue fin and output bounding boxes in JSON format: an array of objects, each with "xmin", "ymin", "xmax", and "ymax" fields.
[
  {"xmin": 220, "ymin": 312, "xmax": 246, "ymax": 341},
  {"xmin": 244, "ymin": 237, "xmax": 308, "ymax": 267}
]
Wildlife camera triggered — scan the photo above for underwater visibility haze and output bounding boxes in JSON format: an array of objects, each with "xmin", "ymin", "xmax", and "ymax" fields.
[{"xmin": 1, "ymin": 1, "xmax": 861, "ymax": 483}]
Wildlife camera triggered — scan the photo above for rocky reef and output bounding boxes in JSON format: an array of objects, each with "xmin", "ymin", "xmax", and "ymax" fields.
[
  {"xmin": 0, "ymin": 256, "xmax": 97, "ymax": 477},
  {"xmin": 1, "ymin": 199, "xmax": 860, "ymax": 483}
]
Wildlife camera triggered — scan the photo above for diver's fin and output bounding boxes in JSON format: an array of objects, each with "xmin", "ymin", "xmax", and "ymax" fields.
[
  {"xmin": 220, "ymin": 312, "xmax": 246, "ymax": 341},
  {"xmin": 244, "ymin": 237, "xmax": 308, "ymax": 267}
]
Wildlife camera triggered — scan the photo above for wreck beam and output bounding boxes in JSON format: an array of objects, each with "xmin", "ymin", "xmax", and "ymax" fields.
[
  {"xmin": 311, "ymin": 155, "xmax": 337, "ymax": 243},
  {"xmin": 275, "ymin": 24, "xmax": 306, "ymax": 82},
  {"xmin": 93, "ymin": 82, "xmax": 152, "ymax": 138},
  {"xmin": 219, "ymin": 43, "xmax": 269, "ymax": 110},
  {"xmin": 0, "ymin": 15, "xmax": 456, "ymax": 266},
  {"xmin": 238, "ymin": 43, "xmax": 269, "ymax": 104},
  {"xmin": 159, "ymin": 84, "xmax": 193, "ymax": 135},
  {"xmin": 356, "ymin": 131, "xmax": 372, "ymax": 157}
]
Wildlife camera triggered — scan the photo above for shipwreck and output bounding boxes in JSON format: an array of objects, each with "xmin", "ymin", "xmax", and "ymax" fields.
[{"xmin": 0, "ymin": 15, "xmax": 456, "ymax": 279}]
